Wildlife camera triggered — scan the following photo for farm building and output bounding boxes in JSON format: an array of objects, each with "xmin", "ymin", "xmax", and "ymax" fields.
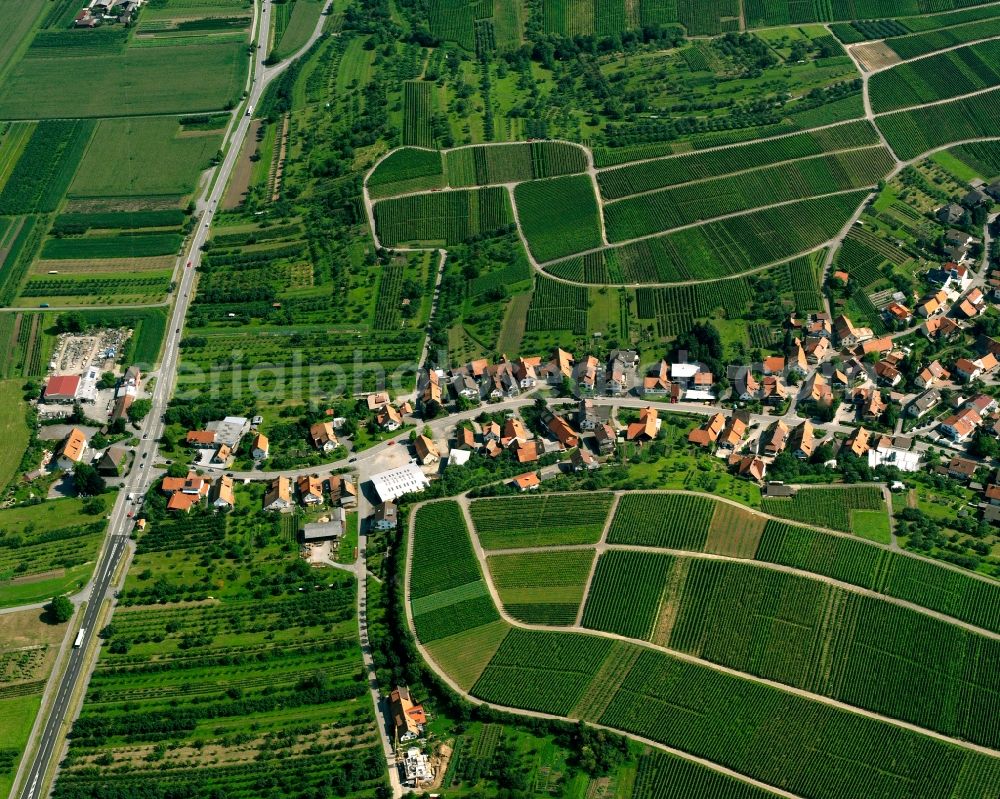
[
  {"xmin": 208, "ymin": 416, "xmax": 250, "ymax": 449},
  {"xmin": 302, "ymin": 508, "xmax": 347, "ymax": 542},
  {"xmin": 327, "ymin": 475, "xmax": 357, "ymax": 507},
  {"xmin": 44, "ymin": 375, "xmax": 81, "ymax": 403},
  {"xmin": 210, "ymin": 476, "xmax": 236, "ymax": 509},
  {"xmin": 251, "ymin": 433, "xmax": 269, "ymax": 460},
  {"xmin": 97, "ymin": 446, "xmax": 127, "ymax": 476},
  {"xmin": 390, "ymin": 686, "xmax": 426, "ymax": 743},
  {"xmin": 56, "ymin": 428, "xmax": 89, "ymax": 472},
  {"xmin": 369, "ymin": 462, "xmax": 430, "ymax": 503},
  {"xmin": 161, "ymin": 472, "xmax": 211, "ymax": 512},
  {"xmin": 371, "ymin": 502, "xmax": 397, "ymax": 531},
  {"xmin": 263, "ymin": 476, "xmax": 292, "ymax": 511},
  {"xmin": 413, "ymin": 434, "xmax": 440, "ymax": 465}
]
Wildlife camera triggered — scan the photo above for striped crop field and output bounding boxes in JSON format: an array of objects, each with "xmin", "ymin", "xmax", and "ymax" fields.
[
  {"xmin": 373, "ymin": 187, "xmax": 512, "ymax": 246},
  {"xmin": 469, "ymin": 492, "xmax": 614, "ymax": 549},
  {"xmin": 581, "ymin": 550, "xmax": 673, "ymax": 640},
  {"xmin": 445, "ymin": 142, "xmax": 587, "ymax": 187},
  {"xmin": 760, "ymin": 486, "xmax": 886, "ymax": 534},
  {"xmin": 607, "ymin": 493, "xmax": 715, "ymax": 549},
  {"xmin": 870, "ymin": 39, "xmax": 1000, "ymax": 114},
  {"xmin": 367, "ymin": 148, "xmax": 445, "ymax": 198},
  {"xmin": 603, "ymin": 147, "xmax": 894, "ymax": 242},
  {"xmin": 876, "ymin": 87, "xmax": 1000, "ymax": 161},
  {"xmin": 664, "ymin": 558, "xmax": 1000, "ymax": 749},
  {"xmin": 514, "ymin": 174, "xmax": 603, "ymax": 262},
  {"xmin": 410, "ymin": 501, "xmax": 511, "ymax": 688},
  {"xmin": 597, "ymin": 121, "xmax": 881, "ymax": 200},
  {"xmin": 487, "ymin": 549, "xmax": 595, "ymax": 625}
]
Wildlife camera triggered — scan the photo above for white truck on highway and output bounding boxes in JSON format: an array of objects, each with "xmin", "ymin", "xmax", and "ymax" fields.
[{"xmin": 74, "ymin": 628, "xmax": 86, "ymax": 648}]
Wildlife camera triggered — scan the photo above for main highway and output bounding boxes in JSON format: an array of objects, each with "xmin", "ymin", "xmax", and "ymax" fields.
[{"xmin": 12, "ymin": 3, "xmax": 332, "ymax": 796}]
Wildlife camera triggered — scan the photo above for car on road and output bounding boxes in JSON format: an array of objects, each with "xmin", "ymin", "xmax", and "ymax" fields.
[
  {"xmin": 127, "ymin": 512, "xmax": 134, "ymax": 518},
  {"xmin": 348, "ymin": 457, "xmax": 357, "ymax": 462},
  {"xmin": 141, "ymin": 452, "xmax": 147, "ymax": 459},
  {"xmin": 143, "ymin": 434, "xmax": 148, "ymax": 439},
  {"xmin": 187, "ymin": 260, "xmax": 191, "ymax": 268}
]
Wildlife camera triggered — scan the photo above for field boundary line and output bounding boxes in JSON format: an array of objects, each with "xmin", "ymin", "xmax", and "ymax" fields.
[
  {"xmin": 601, "ymin": 144, "xmax": 889, "ymax": 205},
  {"xmin": 573, "ymin": 492, "xmax": 619, "ymax": 626},
  {"xmin": 416, "ymin": 496, "xmax": 1000, "ymax": 758},
  {"xmin": 404, "ymin": 499, "xmax": 809, "ymax": 799},
  {"xmin": 475, "ymin": 488, "xmax": 1000, "ymax": 630},
  {"xmin": 862, "ymin": 31, "xmax": 1000, "ymax": 75}
]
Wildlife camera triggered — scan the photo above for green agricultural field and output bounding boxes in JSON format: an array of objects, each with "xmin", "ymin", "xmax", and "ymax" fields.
[
  {"xmin": 445, "ymin": 142, "xmax": 588, "ymax": 187},
  {"xmin": 469, "ymin": 493, "xmax": 614, "ymax": 548},
  {"xmin": 547, "ymin": 192, "xmax": 867, "ymax": 282},
  {"xmin": 0, "ymin": 41, "xmax": 247, "ymax": 118},
  {"xmin": 870, "ymin": 39, "xmax": 1000, "ymax": 113},
  {"xmin": 761, "ymin": 486, "xmax": 887, "ymax": 534},
  {"xmin": 514, "ymin": 174, "xmax": 603, "ymax": 262},
  {"xmin": 582, "ymin": 550, "xmax": 674, "ymax": 640},
  {"xmin": 69, "ymin": 117, "xmax": 222, "ymax": 200},
  {"xmin": 40, "ymin": 233, "xmax": 182, "ymax": 260},
  {"xmin": 436, "ymin": 581, "xmax": 1000, "ymax": 799},
  {"xmin": 607, "ymin": 493, "xmax": 716, "ymax": 549},
  {"xmin": 271, "ymin": 0, "xmax": 323, "ymax": 59},
  {"xmin": 604, "ymin": 147, "xmax": 893, "ymax": 242},
  {"xmin": 876, "ymin": 87, "xmax": 1000, "ymax": 161},
  {"xmin": 0, "ymin": 498, "xmax": 109, "ymax": 609},
  {"xmin": 367, "ymin": 148, "xmax": 446, "ymax": 198},
  {"xmin": 374, "ymin": 187, "xmax": 512, "ymax": 246},
  {"xmin": 597, "ymin": 120, "xmax": 882, "ymax": 199},
  {"xmin": 56, "ymin": 485, "xmax": 388, "ymax": 799},
  {"xmin": 487, "ymin": 550, "xmax": 594, "ymax": 625},
  {"xmin": 0, "ymin": 380, "xmax": 29, "ymax": 493},
  {"xmin": 0, "ymin": 0, "xmax": 47, "ymax": 82},
  {"xmin": 410, "ymin": 502, "xmax": 512, "ymax": 687}
]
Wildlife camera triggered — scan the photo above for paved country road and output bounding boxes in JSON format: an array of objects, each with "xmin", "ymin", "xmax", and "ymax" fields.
[{"xmin": 10, "ymin": 4, "xmax": 331, "ymax": 797}]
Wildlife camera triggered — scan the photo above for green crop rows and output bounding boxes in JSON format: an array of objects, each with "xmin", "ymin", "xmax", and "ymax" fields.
[
  {"xmin": 582, "ymin": 550, "xmax": 674, "ymax": 640},
  {"xmin": 632, "ymin": 750, "xmax": 784, "ymax": 799},
  {"xmin": 514, "ymin": 174, "xmax": 603, "ymax": 262},
  {"xmin": 411, "ymin": 502, "xmax": 483, "ymax": 598},
  {"xmin": 367, "ymin": 148, "xmax": 445, "ymax": 198},
  {"xmin": 472, "ymin": 628, "xmax": 614, "ymax": 715},
  {"xmin": 525, "ymin": 275, "xmax": 589, "ymax": 334},
  {"xmin": 403, "ymin": 80, "xmax": 435, "ymax": 147},
  {"xmin": 635, "ymin": 277, "xmax": 754, "ymax": 336},
  {"xmin": 469, "ymin": 493, "xmax": 614, "ymax": 549},
  {"xmin": 487, "ymin": 550, "xmax": 594, "ymax": 625},
  {"xmin": 604, "ymin": 147, "xmax": 893, "ymax": 242},
  {"xmin": 888, "ymin": 15, "xmax": 1000, "ymax": 60},
  {"xmin": 597, "ymin": 121, "xmax": 880, "ymax": 200},
  {"xmin": 871, "ymin": 39, "xmax": 1000, "ymax": 113},
  {"xmin": 877, "ymin": 87, "xmax": 1000, "ymax": 160},
  {"xmin": 761, "ymin": 486, "xmax": 885, "ymax": 533},
  {"xmin": 607, "ymin": 494, "xmax": 716, "ymax": 549},
  {"xmin": 446, "ymin": 142, "xmax": 587, "ymax": 187},
  {"xmin": 40, "ymin": 233, "xmax": 182, "ymax": 260},
  {"xmin": 666, "ymin": 558, "xmax": 1000, "ymax": 748},
  {"xmin": 374, "ymin": 187, "xmax": 511, "ymax": 246},
  {"xmin": 599, "ymin": 648, "xmax": 999, "ymax": 799},
  {"xmin": 554, "ymin": 192, "xmax": 866, "ymax": 282},
  {"xmin": 0, "ymin": 120, "xmax": 94, "ymax": 214},
  {"xmin": 757, "ymin": 520, "xmax": 1000, "ymax": 634}
]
